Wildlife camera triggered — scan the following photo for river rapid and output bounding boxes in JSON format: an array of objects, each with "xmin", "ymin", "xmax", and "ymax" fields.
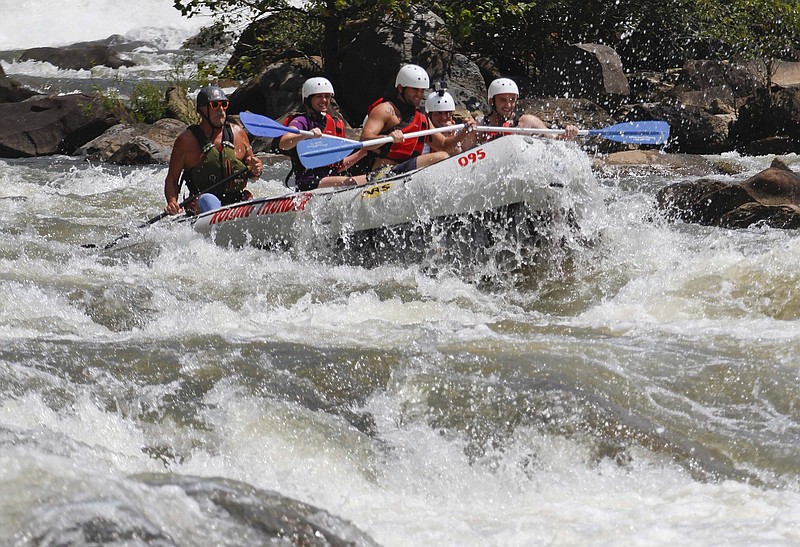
[{"xmin": 1, "ymin": 2, "xmax": 799, "ymax": 545}]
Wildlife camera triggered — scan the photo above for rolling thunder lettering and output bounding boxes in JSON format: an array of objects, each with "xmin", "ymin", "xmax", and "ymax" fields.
[{"xmin": 209, "ymin": 195, "xmax": 312, "ymax": 225}]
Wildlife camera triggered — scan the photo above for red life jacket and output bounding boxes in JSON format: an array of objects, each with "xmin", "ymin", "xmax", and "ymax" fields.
[
  {"xmin": 367, "ymin": 98, "xmax": 429, "ymax": 162},
  {"xmin": 479, "ymin": 113, "xmax": 519, "ymax": 142},
  {"xmin": 284, "ymin": 111, "xmax": 345, "ymax": 138}
]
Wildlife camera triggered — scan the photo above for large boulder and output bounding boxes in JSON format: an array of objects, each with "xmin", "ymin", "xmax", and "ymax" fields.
[
  {"xmin": 0, "ymin": 64, "xmax": 39, "ymax": 103},
  {"xmin": 19, "ymin": 45, "xmax": 135, "ymax": 71},
  {"xmin": 229, "ymin": 56, "xmax": 346, "ymax": 122},
  {"xmin": 538, "ymin": 44, "xmax": 630, "ymax": 109},
  {"xmin": 337, "ymin": 7, "xmax": 454, "ymax": 122},
  {"xmin": 730, "ymin": 87, "xmax": 800, "ymax": 155},
  {"xmin": 625, "ymin": 102, "xmax": 731, "ymax": 154},
  {"xmin": 772, "ymin": 60, "xmax": 800, "ymax": 88},
  {"xmin": 445, "ymin": 53, "xmax": 489, "ymax": 114},
  {"xmin": 656, "ymin": 158, "xmax": 800, "ymax": 228},
  {"xmin": 77, "ymin": 118, "xmax": 186, "ymax": 165},
  {"xmin": 0, "ymin": 93, "xmax": 121, "ymax": 158}
]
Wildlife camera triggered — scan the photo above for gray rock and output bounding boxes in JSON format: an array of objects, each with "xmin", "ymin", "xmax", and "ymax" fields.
[
  {"xmin": 0, "ymin": 93, "xmax": 121, "ymax": 158},
  {"xmin": 19, "ymin": 45, "xmax": 135, "ymax": 71},
  {"xmin": 656, "ymin": 158, "xmax": 800, "ymax": 228},
  {"xmin": 538, "ymin": 44, "xmax": 630, "ymax": 110},
  {"xmin": 77, "ymin": 118, "xmax": 187, "ymax": 165}
]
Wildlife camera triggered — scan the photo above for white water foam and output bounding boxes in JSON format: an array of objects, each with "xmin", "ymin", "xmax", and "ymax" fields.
[{"xmin": 0, "ymin": 0, "xmax": 211, "ymax": 50}]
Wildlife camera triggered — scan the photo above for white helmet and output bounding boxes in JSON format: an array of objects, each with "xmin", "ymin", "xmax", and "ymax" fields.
[
  {"xmin": 302, "ymin": 77, "xmax": 335, "ymax": 100},
  {"xmin": 487, "ymin": 78, "xmax": 519, "ymax": 101},
  {"xmin": 425, "ymin": 91, "xmax": 455, "ymax": 113},
  {"xmin": 395, "ymin": 64, "xmax": 430, "ymax": 89}
]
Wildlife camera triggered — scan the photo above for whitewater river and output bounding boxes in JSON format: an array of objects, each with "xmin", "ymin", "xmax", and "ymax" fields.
[{"xmin": 1, "ymin": 2, "xmax": 799, "ymax": 545}]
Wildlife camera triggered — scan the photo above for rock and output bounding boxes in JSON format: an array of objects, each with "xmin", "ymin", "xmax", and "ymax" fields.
[
  {"xmin": 656, "ymin": 159, "xmax": 800, "ymax": 228},
  {"xmin": 771, "ymin": 60, "xmax": 800, "ymax": 88},
  {"xmin": 77, "ymin": 118, "xmax": 186, "ymax": 165},
  {"xmin": 731, "ymin": 87, "xmax": 800, "ymax": 153},
  {"xmin": 595, "ymin": 150, "xmax": 723, "ymax": 176},
  {"xmin": 0, "ymin": 93, "xmax": 121, "ymax": 158},
  {"xmin": 181, "ymin": 22, "xmax": 233, "ymax": 51},
  {"xmin": 677, "ymin": 60, "xmax": 761, "ymax": 98},
  {"xmin": 518, "ymin": 97, "xmax": 614, "ymax": 132},
  {"xmin": 625, "ymin": 102, "xmax": 731, "ymax": 154},
  {"xmin": 739, "ymin": 158, "xmax": 800, "ymax": 205},
  {"xmin": 229, "ymin": 56, "xmax": 349, "ymax": 125},
  {"xmin": 538, "ymin": 44, "xmax": 630, "ymax": 109},
  {"xmin": 0, "ymin": 64, "xmax": 39, "ymax": 103},
  {"xmin": 720, "ymin": 202, "xmax": 800, "ymax": 229},
  {"xmin": 19, "ymin": 45, "xmax": 135, "ymax": 71},
  {"xmin": 656, "ymin": 178, "xmax": 753, "ymax": 225},
  {"xmin": 337, "ymin": 7, "xmax": 454, "ymax": 123},
  {"xmin": 137, "ymin": 474, "xmax": 380, "ymax": 546},
  {"xmin": 444, "ymin": 53, "xmax": 489, "ymax": 113},
  {"xmin": 165, "ymin": 86, "xmax": 199, "ymax": 126}
]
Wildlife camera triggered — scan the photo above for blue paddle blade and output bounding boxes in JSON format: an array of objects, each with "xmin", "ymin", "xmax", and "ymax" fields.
[
  {"xmin": 589, "ymin": 121, "xmax": 670, "ymax": 145},
  {"xmin": 239, "ymin": 111, "xmax": 298, "ymax": 138},
  {"xmin": 297, "ymin": 136, "xmax": 364, "ymax": 169}
]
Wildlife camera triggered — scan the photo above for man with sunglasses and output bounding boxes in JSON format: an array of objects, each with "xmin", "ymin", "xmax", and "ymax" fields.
[{"xmin": 164, "ymin": 85, "xmax": 263, "ymax": 216}]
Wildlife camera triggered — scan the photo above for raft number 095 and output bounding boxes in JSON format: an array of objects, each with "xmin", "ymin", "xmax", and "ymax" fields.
[{"xmin": 458, "ymin": 149, "xmax": 486, "ymax": 167}]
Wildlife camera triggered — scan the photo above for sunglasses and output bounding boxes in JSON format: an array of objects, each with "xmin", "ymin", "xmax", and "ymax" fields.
[{"xmin": 208, "ymin": 100, "xmax": 229, "ymax": 109}]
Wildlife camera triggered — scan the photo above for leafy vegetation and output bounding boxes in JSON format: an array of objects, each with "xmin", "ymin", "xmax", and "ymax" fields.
[{"xmin": 173, "ymin": 0, "xmax": 799, "ymax": 81}]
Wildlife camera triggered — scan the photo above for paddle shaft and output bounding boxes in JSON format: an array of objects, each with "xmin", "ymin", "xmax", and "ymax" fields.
[
  {"xmin": 302, "ymin": 124, "xmax": 466, "ymax": 159},
  {"xmin": 85, "ymin": 167, "xmax": 251, "ymax": 249},
  {"xmin": 239, "ymin": 111, "xmax": 350, "ymax": 141},
  {"xmin": 473, "ymin": 120, "xmax": 670, "ymax": 144}
]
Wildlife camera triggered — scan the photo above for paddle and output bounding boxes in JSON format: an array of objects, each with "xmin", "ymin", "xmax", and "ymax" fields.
[
  {"xmin": 239, "ymin": 111, "xmax": 348, "ymax": 141},
  {"xmin": 474, "ymin": 120, "xmax": 670, "ymax": 145},
  {"xmin": 297, "ymin": 124, "xmax": 467, "ymax": 169},
  {"xmin": 84, "ymin": 167, "xmax": 250, "ymax": 249}
]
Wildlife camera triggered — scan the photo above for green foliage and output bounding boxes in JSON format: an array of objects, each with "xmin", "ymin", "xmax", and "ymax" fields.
[
  {"xmin": 88, "ymin": 84, "xmax": 129, "ymax": 120},
  {"xmin": 172, "ymin": 0, "xmax": 800, "ymax": 87},
  {"xmin": 695, "ymin": 0, "xmax": 800, "ymax": 61},
  {"xmin": 129, "ymin": 81, "xmax": 168, "ymax": 124}
]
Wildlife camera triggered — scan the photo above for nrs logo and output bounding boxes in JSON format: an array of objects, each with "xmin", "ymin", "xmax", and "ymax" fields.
[{"xmin": 361, "ymin": 182, "xmax": 392, "ymax": 198}]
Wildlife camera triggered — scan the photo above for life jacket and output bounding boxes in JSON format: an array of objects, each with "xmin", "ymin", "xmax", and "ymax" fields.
[
  {"xmin": 272, "ymin": 111, "xmax": 346, "ymax": 187},
  {"xmin": 477, "ymin": 112, "xmax": 519, "ymax": 142},
  {"xmin": 367, "ymin": 97, "xmax": 429, "ymax": 162},
  {"xmin": 185, "ymin": 123, "xmax": 249, "ymax": 204}
]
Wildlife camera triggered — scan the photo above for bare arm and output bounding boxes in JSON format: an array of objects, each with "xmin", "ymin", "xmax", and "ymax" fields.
[
  {"xmin": 279, "ymin": 125, "xmax": 322, "ymax": 151},
  {"xmin": 164, "ymin": 134, "xmax": 189, "ymax": 215},
  {"xmin": 360, "ymin": 103, "xmax": 402, "ymax": 151}
]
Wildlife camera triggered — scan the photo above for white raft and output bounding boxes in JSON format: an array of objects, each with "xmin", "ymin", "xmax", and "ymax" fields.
[{"xmin": 182, "ymin": 134, "xmax": 596, "ymax": 254}]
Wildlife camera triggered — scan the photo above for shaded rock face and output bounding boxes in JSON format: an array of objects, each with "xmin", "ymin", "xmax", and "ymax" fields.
[
  {"xmin": 627, "ymin": 102, "xmax": 730, "ymax": 154},
  {"xmin": 229, "ymin": 56, "xmax": 349, "ymax": 125},
  {"xmin": 0, "ymin": 64, "xmax": 39, "ymax": 103},
  {"xmin": 77, "ymin": 118, "xmax": 187, "ymax": 165},
  {"xmin": 656, "ymin": 158, "xmax": 800, "ymax": 229},
  {"xmin": 18, "ymin": 474, "xmax": 379, "ymax": 547},
  {"xmin": 538, "ymin": 44, "xmax": 630, "ymax": 109},
  {"xmin": 0, "ymin": 94, "xmax": 121, "ymax": 158},
  {"xmin": 19, "ymin": 45, "xmax": 135, "ymax": 71},
  {"xmin": 731, "ymin": 87, "xmax": 800, "ymax": 154},
  {"xmin": 337, "ymin": 7, "xmax": 455, "ymax": 122}
]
